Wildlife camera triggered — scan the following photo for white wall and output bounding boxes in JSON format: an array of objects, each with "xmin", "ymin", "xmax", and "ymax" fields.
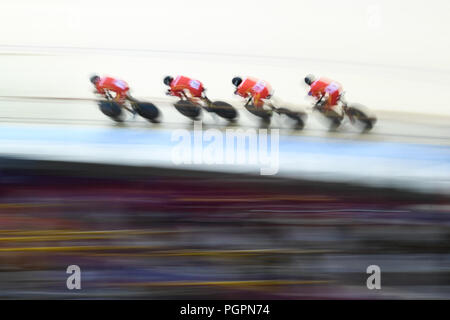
[{"xmin": 1, "ymin": 0, "xmax": 449, "ymax": 115}]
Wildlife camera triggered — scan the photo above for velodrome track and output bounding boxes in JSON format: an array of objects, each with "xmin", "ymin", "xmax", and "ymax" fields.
[
  {"xmin": 0, "ymin": 96, "xmax": 449, "ymax": 194},
  {"xmin": 0, "ymin": 95, "xmax": 449, "ymax": 144},
  {"xmin": 0, "ymin": 46, "xmax": 449, "ymax": 195}
]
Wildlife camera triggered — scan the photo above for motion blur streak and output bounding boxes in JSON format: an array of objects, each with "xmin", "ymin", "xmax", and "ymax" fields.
[
  {"xmin": 0, "ymin": 159, "xmax": 448, "ymax": 299},
  {"xmin": 0, "ymin": 0, "xmax": 449, "ymax": 301}
]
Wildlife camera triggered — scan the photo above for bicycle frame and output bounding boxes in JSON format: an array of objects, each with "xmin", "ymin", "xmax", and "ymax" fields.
[{"xmin": 103, "ymin": 90, "xmax": 135, "ymax": 115}]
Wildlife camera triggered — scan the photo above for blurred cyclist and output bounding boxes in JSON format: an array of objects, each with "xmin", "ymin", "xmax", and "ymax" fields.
[
  {"xmin": 163, "ymin": 75, "xmax": 206, "ymax": 105},
  {"xmin": 90, "ymin": 74, "xmax": 136, "ymax": 115},
  {"xmin": 304, "ymin": 74, "xmax": 343, "ymax": 112},
  {"xmin": 232, "ymin": 76, "xmax": 273, "ymax": 109}
]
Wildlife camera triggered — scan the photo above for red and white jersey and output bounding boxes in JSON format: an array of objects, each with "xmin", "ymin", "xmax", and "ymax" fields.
[
  {"xmin": 235, "ymin": 77, "xmax": 273, "ymax": 100},
  {"xmin": 169, "ymin": 75, "xmax": 204, "ymax": 98},
  {"xmin": 96, "ymin": 77, "xmax": 130, "ymax": 96},
  {"xmin": 309, "ymin": 77, "xmax": 343, "ymax": 106}
]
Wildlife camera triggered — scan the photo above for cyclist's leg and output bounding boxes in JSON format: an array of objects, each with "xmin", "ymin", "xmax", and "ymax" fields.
[{"xmin": 116, "ymin": 92, "xmax": 136, "ymax": 116}]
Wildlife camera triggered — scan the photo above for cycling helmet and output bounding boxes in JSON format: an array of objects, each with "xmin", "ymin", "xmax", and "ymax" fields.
[
  {"xmin": 232, "ymin": 77, "xmax": 242, "ymax": 87},
  {"xmin": 163, "ymin": 76, "xmax": 173, "ymax": 86},
  {"xmin": 304, "ymin": 74, "xmax": 316, "ymax": 86},
  {"xmin": 90, "ymin": 75, "xmax": 100, "ymax": 84}
]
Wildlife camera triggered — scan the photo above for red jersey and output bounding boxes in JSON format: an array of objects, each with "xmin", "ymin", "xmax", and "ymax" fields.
[
  {"xmin": 169, "ymin": 75, "xmax": 204, "ymax": 98},
  {"xmin": 96, "ymin": 77, "xmax": 130, "ymax": 101},
  {"xmin": 309, "ymin": 77, "xmax": 343, "ymax": 106},
  {"xmin": 236, "ymin": 77, "xmax": 272, "ymax": 107}
]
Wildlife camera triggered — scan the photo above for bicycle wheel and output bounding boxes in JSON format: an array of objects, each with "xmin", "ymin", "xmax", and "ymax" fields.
[
  {"xmin": 98, "ymin": 100, "xmax": 125, "ymax": 122},
  {"xmin": 132, "ymin": 101, "xmax": 161, "ymax": 123},
  {"xmin": 174, "ymin": 100, "xmax": 202, "ymax": 120},
  {"xmin": 209, "ymin": 101, "xmax": 238, "ymax": 121},
  {"xmin": 277, "ymin": 107, "xmax": 307, "ymax": 130},
  {"xmin": 347, "ymin": 104, "xmax": 377, "ymax": 132}
]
